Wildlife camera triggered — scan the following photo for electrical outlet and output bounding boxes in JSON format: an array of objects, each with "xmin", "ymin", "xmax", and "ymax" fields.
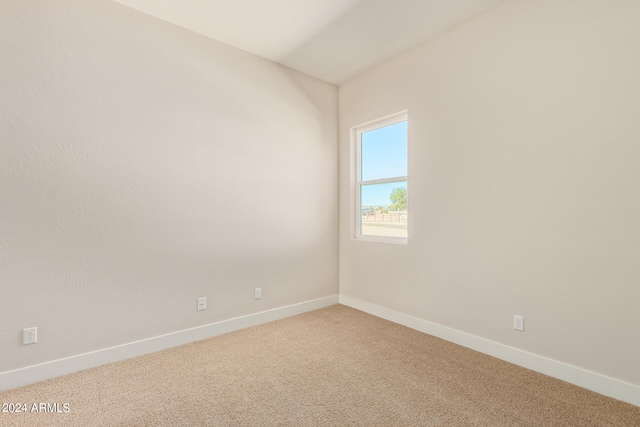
[
  {"xmin": 23, "ymin": 327, "xmax": 37, "ymax": 345},
  {"xmin": 254, "ymin": 288, "xmax": 262, "ymax": 300},
  {"xmin": 197, "ymin": 297, "xmax": 206, "ymax": 311},
  {"xmin": 513, "ymin": 315, "xmax": 524, "ymax": 331}
]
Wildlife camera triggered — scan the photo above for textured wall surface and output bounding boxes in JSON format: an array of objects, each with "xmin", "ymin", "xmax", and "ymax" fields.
[
  {"xmin": 339, "ymin": 0, "xmax": 640, "ymax": 386},
  {"xmin": 1, "ymin": 0, "xmax": 338, "ymax": 372}
]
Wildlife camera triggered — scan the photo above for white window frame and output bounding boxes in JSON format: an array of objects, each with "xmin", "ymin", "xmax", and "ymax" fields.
[{"xmin": 353, "ymin": 111, "xmax": 408, "ymax": 244}]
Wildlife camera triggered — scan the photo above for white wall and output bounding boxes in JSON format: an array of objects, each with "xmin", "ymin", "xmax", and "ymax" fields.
[
  {"xmin": 1, "ymin": 0, "xmax": 338, "ymax": 373},
  {"xmin": 340, "ymin": 0, "xmax": 640, "ymax": 390}
]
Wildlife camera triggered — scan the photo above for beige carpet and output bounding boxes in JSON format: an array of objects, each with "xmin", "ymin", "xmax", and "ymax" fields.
[{"xmin": 1, "ymin": 305, "xmax": 639, "ymax": 426}]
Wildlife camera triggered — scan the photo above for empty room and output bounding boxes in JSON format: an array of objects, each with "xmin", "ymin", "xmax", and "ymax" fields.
[{"xmin": 1, "ymin": 0, "xmax": 639, "ymax": 425}]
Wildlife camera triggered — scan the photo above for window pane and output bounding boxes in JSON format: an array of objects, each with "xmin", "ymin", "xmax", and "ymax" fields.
[
  {"xmin": 360, "ymin": 181, "xmax": 407, "ymax": 238},
  {"xmin": 361, "ymin": 121, "xmax": 407, "ymax": 181}
]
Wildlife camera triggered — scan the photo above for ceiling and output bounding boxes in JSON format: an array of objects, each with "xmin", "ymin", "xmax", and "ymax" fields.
[{"xmin": 112, "ymin": 0, "xmax": 509, "ymax": 85}]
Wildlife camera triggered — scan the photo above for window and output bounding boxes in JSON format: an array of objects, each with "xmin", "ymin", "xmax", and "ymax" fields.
[{"xmin": 354, "ymin": 112, "xmax": 408, "ymax": 242}]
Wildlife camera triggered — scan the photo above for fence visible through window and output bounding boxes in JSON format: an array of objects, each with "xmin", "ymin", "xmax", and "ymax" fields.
[{"xmin": 355, "ymin": 112, "xmax": 408, "ymax": 242}]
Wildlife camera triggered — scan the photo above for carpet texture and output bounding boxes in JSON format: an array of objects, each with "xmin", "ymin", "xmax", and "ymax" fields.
[{"xmin": 1, "ymin": 305, "xmax": 639, "ymax": 426}]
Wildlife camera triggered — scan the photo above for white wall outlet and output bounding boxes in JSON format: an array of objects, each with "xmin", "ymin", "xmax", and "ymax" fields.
[
  {"xmin": 23, "ymin": 327, "xmax": 37, "ymax": 345},
  {"xmin": 254, "ymin": 288, "xmax": 262, "ymax": 300},
  {"xmin": 513, "ymin": 315, "xmax": 524, "ymax": 331},
  {"xmin": 197, "ymin": 297, "xmax": 206, "ymax": 311}
]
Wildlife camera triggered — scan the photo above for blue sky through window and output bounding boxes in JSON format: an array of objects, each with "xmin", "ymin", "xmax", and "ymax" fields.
[
  {"xmin": 361, "ymin": 121, "xmax": 407, "ymax": 181},
  {"xmin": 362, "ymin": 181, "xmax": 407, "ymax": 208},
  {"xmin": 361, "ymin": 121, "xmax": 407, "ymax": 207}
]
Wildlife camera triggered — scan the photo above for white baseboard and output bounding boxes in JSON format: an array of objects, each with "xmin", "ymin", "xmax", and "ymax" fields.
[
  {"xmin": 0, "ymin": 295, "xmax": 339, "ymax": 392},
  {"xmin": 339, "ymin": 295, "xmax": 640, "ymax": 408}
]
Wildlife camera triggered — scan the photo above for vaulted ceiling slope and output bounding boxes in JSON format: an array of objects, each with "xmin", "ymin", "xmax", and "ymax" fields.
[{"xmin": 112, "ymin": 0, "xmax": 509, "ymax": 85}]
